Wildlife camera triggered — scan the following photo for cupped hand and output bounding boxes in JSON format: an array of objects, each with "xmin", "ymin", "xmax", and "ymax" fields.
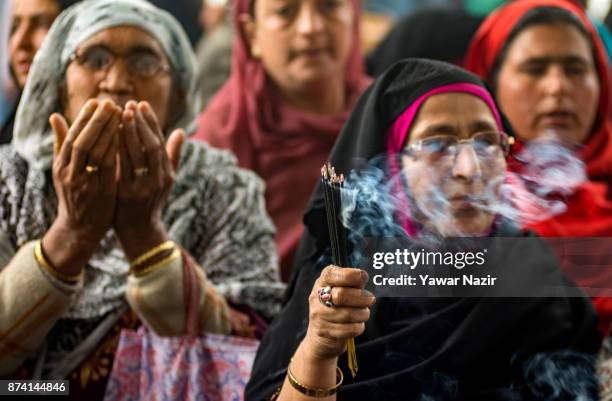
[
  {"xmin": 49, "ymin": 98, "xmax": 121, "ymax": 244},
  {"xmin": 43, "ymin": 99, "xmax": 121, "ymax": 274},
  {"xmin": 114, "ymin": 100, "xmax": 184, "ymax": 260}
]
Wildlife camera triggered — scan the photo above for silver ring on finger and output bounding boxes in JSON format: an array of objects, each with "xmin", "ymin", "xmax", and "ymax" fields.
[
  {"xmin": 133, "ymin": 167, "xmax": 149, "ymax": 177},
  {"xmin": 317, "ymin": 285, "xmax": 334, "ymax": 308}
]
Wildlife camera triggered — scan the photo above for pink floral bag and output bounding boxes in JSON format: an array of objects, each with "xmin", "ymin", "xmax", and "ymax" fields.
[{"xmin": 103, "ymin": 256, "xmax": 260, "ymax": 401}]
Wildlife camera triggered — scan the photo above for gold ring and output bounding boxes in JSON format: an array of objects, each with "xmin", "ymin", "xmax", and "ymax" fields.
[
  {"xmin": 133, "ymin": 167, "xmax": 149, "ymax": 177},
  {"xmin": 85, "ymin": 165, "xmax": 99, "ymax": 173}
]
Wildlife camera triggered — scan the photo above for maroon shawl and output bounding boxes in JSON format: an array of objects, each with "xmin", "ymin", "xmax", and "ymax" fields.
[{"xmin": 193, "ymin": 0, "xmax": 371, "ymax": 279}]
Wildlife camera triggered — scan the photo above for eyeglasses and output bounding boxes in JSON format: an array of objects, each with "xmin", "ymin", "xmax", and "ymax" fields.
[
  {"xmin": 69, "ymin": 45, "xmax": 171, "ymax": 78},
  {"xmin": 402, "ymin": 131, "xmax": 514, "ymax": 163}
]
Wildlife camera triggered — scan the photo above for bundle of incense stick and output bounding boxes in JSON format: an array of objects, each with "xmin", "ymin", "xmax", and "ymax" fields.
[{"xmin": 321, "ymin": 163, "xmax": 358, "ymax": 378}]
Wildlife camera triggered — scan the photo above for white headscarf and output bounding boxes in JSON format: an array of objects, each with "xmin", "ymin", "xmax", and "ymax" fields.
[{"xmin": 13, "ymin": 0, "xmax": 201, "ymax": 170}]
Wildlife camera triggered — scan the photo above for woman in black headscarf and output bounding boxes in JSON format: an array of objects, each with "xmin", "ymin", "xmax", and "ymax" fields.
[{"xmin": 245, "ymin": 59, "xmax": 601, "ymax": 401}]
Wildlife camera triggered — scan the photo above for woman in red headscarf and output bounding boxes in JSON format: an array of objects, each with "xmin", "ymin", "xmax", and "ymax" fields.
[
  {"xmin": 193, "ymin": 0, "xmax": 371, "ymax": 280},
  {"xmin": 465, "ymin": 0, "xmax": 612, "ymax": 333}
]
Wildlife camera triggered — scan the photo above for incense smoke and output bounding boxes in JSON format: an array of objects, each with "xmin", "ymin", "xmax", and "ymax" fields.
[
  {"xmin": 335, "ymin": 138, "xmax": 596, "ymax": 400},
  {"xmin": 340, "ymin": 132, "xmax": 586, "ymax": 243},
  {"xmin": 497, "ymin": 134, "xmax": 586, "ymax": 225},
  {"xmin": 340, "ymin": 156, "xmax": 409, "ymax": 265},
  {"xmin": 523, "ymin": 351, "xmax": 597, "ymax": 401},
  {"xmin": 416, "ymin": 351, "xmax": 598, "ymax": 400},
  {"xmin": 372, "ymin": 351, "xmax": 598, "ymax": 400}
]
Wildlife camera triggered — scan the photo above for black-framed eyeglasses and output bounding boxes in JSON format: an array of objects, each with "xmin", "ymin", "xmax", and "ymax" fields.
[
  {"xmin": 402, "ymin": 131, "xmax": 514, "ymax": 163},
  {"xmin": 69, "ymin": 45, "xmax": 171, "ymax": 78}
]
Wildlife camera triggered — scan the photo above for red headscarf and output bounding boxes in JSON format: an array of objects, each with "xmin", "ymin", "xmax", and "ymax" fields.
[
  {"xmin": 193, "ymin": 0, "xmax": 371, "ymax": 279},
  {"xmin": 465, "ymin": 0, "xmax": 612, "ymax": 237},
  {"xmin": 465, "ymin": 0, "xmax": 612, "ymax": 333}
]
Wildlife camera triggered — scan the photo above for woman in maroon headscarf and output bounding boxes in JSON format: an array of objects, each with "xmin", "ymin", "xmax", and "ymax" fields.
[
  {"xmin": 193, "ymin": 0, "xmax": 371, "ymax": 280},
  {"xmin": 465, "ymin": 0, "xmax": 612, "ymax": 333}
]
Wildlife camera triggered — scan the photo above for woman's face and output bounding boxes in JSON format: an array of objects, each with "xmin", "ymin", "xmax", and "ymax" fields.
[
  {"xmin": 62, "ymin": 26, "xmax": 174, "ymax": 129},
  {"xmin": 496, "ymin": 23, "xmax": 600, "ymax": 144},
  {"xmin": 241, "ymin": 0, "xmax": 354, "ymax": 93},
  {"xmin": 9, "ymin": 0, "xmax": 61, "ymax": 89},
  {"xmin": 402, "ymin": 93, "xmax": 507, "ymax": 237}
]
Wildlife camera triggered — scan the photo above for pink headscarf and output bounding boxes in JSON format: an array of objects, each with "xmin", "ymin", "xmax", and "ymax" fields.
[
  {"xmin": 386, "ymin": 83, "xmax": 504, "ymax": 236},
  {"xmin": 193, "ymin": 0, "xmax": 372, "ymax": 279}
]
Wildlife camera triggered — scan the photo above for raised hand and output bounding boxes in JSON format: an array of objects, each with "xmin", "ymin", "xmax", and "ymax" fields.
[
  {"xmin": 43, "ymin": 99, "xmax": 121, "ymax": 274},
  {"xmin": 114, "ymin": 100, "xmax": 184, "ymax": 261},
  {"xmin": 303, "ymin": 265, "xmax": 375, "ymax": 362}
]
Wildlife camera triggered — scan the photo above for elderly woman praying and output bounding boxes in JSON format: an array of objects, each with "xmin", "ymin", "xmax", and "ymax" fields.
[{"xmin": 0, "ymin": 0, "xmax": 284, "ymax": 397}]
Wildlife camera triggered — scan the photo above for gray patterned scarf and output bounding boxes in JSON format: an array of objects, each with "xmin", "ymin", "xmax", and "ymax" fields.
[{"xmin": 13, "ymin": 0, "xmax": 201, "ymax": 170}]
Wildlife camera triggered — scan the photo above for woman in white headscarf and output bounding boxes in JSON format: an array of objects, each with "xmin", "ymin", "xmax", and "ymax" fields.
[{"xmin": 0, "ymin": 0, "xmax": 284, "ymax": 396}]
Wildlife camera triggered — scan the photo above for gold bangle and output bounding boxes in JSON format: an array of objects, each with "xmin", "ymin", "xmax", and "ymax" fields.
[
  {"xmin": 34, "ymin": 240, "xmax": 83, "ymax": 284},
  {"xmin": 130, "ymin": 248, "xmax": 181, "ymax": 277},
  {"xmin": 286, "ymin": 357, "xmax": 343, "ymax": 398},
  {"xmin": 130, "ymin": 240, "xmax": 175, "ymax": 267}
]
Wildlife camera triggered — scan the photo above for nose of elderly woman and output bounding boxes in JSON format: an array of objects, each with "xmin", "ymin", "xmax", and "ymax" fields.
[
  {"xmin": 99, "ymin": 61, "xmax": 133, "ymax": 104},
  {"xmin": 451, "ymin": 145, "xmax": 481, "ymax": 180}
]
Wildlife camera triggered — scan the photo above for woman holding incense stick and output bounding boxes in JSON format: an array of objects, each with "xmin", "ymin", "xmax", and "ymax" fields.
[
  {"xmin": 0, "ymin": 0, "xmax": 284, "ymax": 394},
  {"xmin": 245, "ymin": 59, "xmax": 601, "ymax": 401}
]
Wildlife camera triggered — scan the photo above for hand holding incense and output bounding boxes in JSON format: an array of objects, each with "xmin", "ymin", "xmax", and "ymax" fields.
[{"xmin": 321, "ymin": 163, "xmax": 358, "ymax": 378}]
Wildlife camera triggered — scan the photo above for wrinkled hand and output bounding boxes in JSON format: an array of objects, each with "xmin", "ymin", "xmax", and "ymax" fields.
[
  {"xmin": 303, "ymin": 265, "xmax": 375, "ymax": 362},
  {"xmin": 41, "ymin": 99, "xmax": 121, "ymax": 275},
  {"xmin": 49, "ymin": 99, "xmax": 121, "ymax": 245},
  {"xmin": 229, "ymin": 307, "xmax": 257, "ymax": 339},
  {"xmin": 114, "ymin": 100, "xmax": 184, "ymax": 260}
]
